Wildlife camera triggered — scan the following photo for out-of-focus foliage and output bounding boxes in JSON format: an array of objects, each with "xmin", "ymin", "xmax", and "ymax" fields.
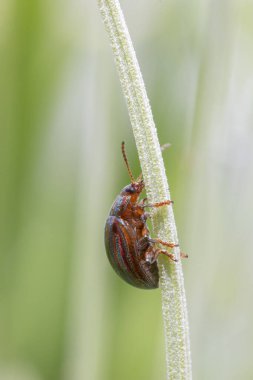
[{"xmin": 1, "ymin": 1, "xmax": 253, "ymax": 379}]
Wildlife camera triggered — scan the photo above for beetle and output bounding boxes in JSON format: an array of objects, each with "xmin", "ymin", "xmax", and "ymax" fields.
[{"xmin": 104, "ymin": 142, "xmax": 185, "ymax": 289}]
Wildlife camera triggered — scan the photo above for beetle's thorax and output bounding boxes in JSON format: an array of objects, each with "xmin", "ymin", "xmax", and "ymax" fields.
[{"xmin": 109, "ymin": 181, "xmax": 144, "ymax": 217}]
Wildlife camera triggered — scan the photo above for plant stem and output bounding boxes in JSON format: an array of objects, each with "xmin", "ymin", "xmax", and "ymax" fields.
[{"xmin": 98, "ymin": 1, "xmax": 192, "ymax": 379}]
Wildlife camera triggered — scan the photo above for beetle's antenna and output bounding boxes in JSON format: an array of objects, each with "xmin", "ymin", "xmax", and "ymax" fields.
[
  {"xmin": 136, "ymin": 172, "xmax": 143, "ymax": 182},
  {"xmin": 121, "ymin": 142, "xmax": 135, "ymax": 183}
]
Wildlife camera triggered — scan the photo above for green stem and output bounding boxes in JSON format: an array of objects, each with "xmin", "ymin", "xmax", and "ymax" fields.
[{"xmin": 98, "ymin": 1, "xmax": 192, "ymax": 379}]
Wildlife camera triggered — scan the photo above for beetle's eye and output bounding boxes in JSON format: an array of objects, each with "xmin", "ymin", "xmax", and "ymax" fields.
[{"xmin": 126, "ymin": 188, "xmax": 134, "ymax": 193}]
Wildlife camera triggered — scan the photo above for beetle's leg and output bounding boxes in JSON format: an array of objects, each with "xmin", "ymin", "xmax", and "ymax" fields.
[
  {"xmin": 139, "ymin": 197, "xmax": 147, "ymax": 206},
  {"xmin": 155, "ymin": 249, "xmax": 177, "ymax": 262},
  {"xmin": 145, "ymin": 248, "xmax": 188, "ymax": 263},
  {"xmin": 141, "ymin": 200, "xmax": 174, "ymax": 208},
  {"xmin": 148, "ymin": 237, "xmax": 179, "ymax": 248},
  {"xmin": 138, "ymin": 199, "xmax": 172, "ymax": 219},
  {"xmin": 158, "ymin": 250, "xmax": 188, "ymax": 261}
]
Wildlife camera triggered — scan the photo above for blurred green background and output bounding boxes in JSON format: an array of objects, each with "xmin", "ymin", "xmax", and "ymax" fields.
[{"xmin": 1, "ymin": 0, "xmax": 253, "ymax": 379}]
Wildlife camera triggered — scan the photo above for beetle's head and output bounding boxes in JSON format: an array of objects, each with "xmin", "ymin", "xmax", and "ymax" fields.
[{"xmin": 121, "ymin": 179, "xmax": 144, "ymax": 200}]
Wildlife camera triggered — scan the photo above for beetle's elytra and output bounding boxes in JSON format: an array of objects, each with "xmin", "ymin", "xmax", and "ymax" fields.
[{"xmin": 104, "ymin": 142, "xmax": 185, "ymax": 289}]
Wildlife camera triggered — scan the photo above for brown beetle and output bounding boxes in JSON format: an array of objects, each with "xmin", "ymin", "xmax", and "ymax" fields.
[{"xmin": 104, "ymin": 142, "xmax": 186, "ymax": 289}]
